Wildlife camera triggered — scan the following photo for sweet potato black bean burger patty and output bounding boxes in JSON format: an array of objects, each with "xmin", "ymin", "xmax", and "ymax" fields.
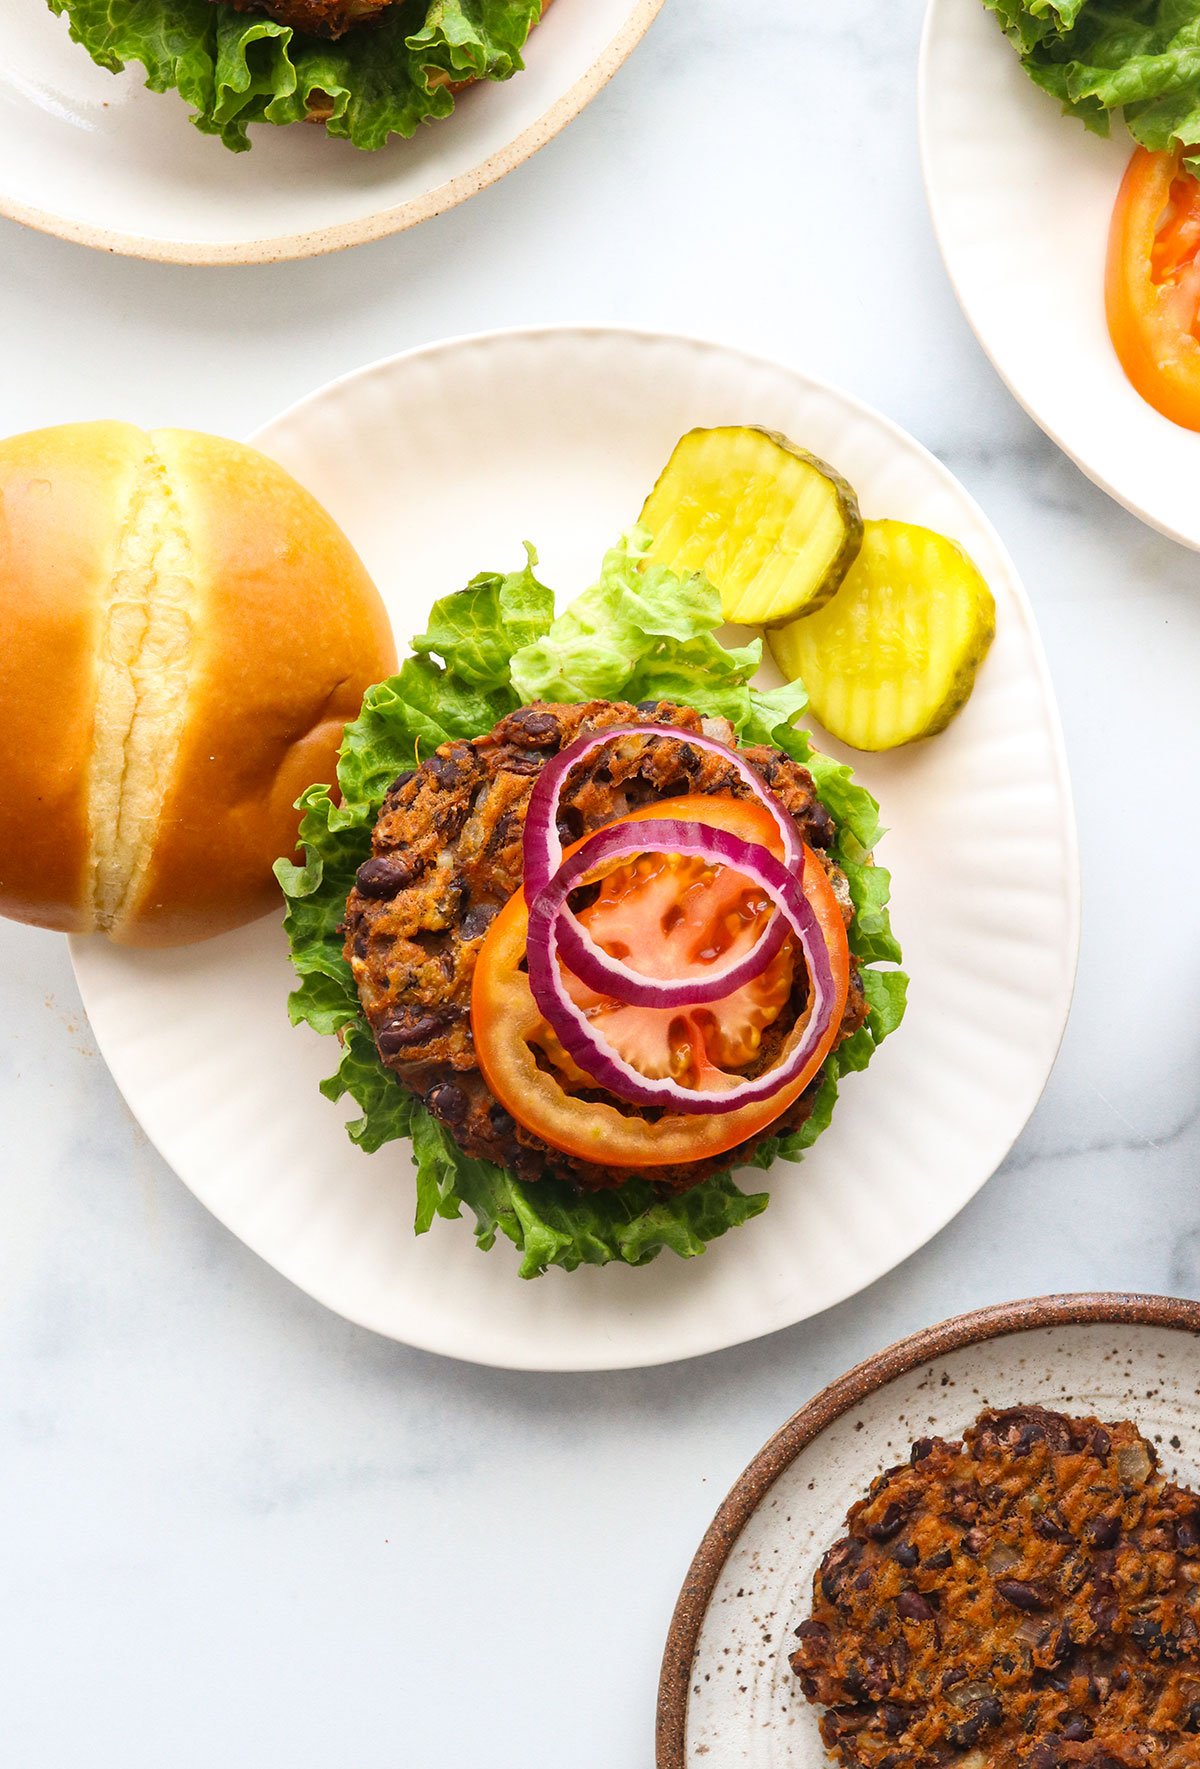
[
  {"xmin": 794, "ymin": 1407, "xmax": 1200, "ymax": 1769},
  {"xmin": 278, "ymin": 532, "xmax": 908, "ymax": 1279},
  {"xmin": 345, "ymin": 697, "xmax": 868, "ymax": 1195}
]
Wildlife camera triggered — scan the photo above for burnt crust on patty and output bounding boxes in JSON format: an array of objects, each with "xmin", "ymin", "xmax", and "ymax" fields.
[
  {"xmin": 792, "ymin": 1406, "xmax": 1200, "ymax": 1769},
  {"xmin": 342, "ymin": 699, "xmax": 867, "ymax": 1195},
  {"xmin": 215, "ymin": 0, "xmax": 393, "ymax": 39},
  {"xmin": 213, "ymin": 0, "xmax": 548, "ymax": 45}
]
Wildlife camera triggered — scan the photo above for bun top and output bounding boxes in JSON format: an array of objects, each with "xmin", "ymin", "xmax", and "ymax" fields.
[{"xmin": 0, "ymin": 421, "xmax": 396, "ymax": 946}]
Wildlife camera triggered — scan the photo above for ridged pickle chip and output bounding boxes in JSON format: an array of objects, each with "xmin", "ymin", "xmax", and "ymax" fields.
[
  {"xmin": 640, "ymin": 427, "xmax": 863, "ymax": 628},
  {"xmin": 769, "ymin": 519, "xmax": 996, "ymax": 752}
]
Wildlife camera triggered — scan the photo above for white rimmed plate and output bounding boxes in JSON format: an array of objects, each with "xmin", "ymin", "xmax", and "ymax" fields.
[
  {"xmin": 920, "ymin": 0, "xmax": 1200, "ymax": 550},
  {"xmin": 658, "ymin": 1294, "xmax": 1200, "ymax": 1766},
  {"xmin": 1, "ymin": 0, "xmax": 662, "ymax": 265},
  {"xmin": 69, "ymin": 326, "xmax": 1080, "ymax": 1371}
]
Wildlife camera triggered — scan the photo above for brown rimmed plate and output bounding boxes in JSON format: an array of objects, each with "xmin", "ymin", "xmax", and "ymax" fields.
[{"xmin": 657, "ymin": 1293, "xmax": 1200, "ymax": 1767}]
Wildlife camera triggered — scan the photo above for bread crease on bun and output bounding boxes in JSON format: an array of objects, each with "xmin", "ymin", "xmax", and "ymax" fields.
[{"xmin": 0, "ymin": 422, "xmax": 395, "ymax": 946}]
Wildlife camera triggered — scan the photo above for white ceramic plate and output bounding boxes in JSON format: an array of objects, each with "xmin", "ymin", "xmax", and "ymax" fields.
[
  {"xmin": 69, "ymin": 327, "xmax": 1080, "ymax": 1372},
  {"xmin": 920, "ymin": 0, "xmax": 1200, "ymax": 550},
  {"xmin": 1, "ymin": 0, "xmax": 662, "ymax": 264},
  {"xmin": 658, "ymin": 1294, "xmax": 1200, "ymax": 1766}
]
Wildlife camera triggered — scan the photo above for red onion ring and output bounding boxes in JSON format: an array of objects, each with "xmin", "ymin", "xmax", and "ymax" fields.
[
  {"xmin": 523, "ymin": 723, "xmax": 799, "ymax": 1007},
  {"xmin": 553, "ymin": 844, "xmax": 794, "ymax": 1011},
  {"xmin": 525, "ymin": 819, "xmax": 836, "ymax": 1116}
]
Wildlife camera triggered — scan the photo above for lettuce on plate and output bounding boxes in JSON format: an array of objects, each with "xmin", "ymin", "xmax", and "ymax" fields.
[
  {"xmin": 46, "ymin": 0, "xmax": 542, "ymax": 152},
  {"xmin": 275, "ymin": 534, "xmax": 908, "ymax": 1279},
  {"xmin": 983, "ymin": 0, "xmax": 1200, "ymax": 173}
]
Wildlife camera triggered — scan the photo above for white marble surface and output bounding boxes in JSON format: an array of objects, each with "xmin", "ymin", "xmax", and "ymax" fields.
[{"xmin": 3, "ymin": 2, "xmax": 1199, "ymax": 1763}]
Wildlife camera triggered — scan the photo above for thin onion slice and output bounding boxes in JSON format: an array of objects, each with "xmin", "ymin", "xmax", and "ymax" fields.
[
  {"xmin": 525, "ymin": 819, "xmax": 836, "ymax": 1116},
  {"xmin": 523, "ymin": 722, "xmax": 800, "ymax": 1007},
  {"xmin": 555, "ymin": 844, "xmax": 794, "ymax": 1009}
]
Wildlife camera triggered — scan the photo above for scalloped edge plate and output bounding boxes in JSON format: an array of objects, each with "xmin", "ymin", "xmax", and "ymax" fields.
[{"xmin": 70, "ymin": 326, "xmax": 1079, "ymax": 1370}]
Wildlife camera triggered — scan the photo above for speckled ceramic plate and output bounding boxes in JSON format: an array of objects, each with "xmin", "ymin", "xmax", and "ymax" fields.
[
  {"xmin": 919, "ymin": 0, "xmax": 1200, "ymax": 550},
  {"xmin": 658, "ymin": 1293, "xmax": 1200, "ymax": 1766},
  {"xmin": 2, "ymin": 0, "xmax": 662, "ymax": 264},
  {"xmin": 68, "ymin": 327, "xmax": 1079, "ymax": 1371}
]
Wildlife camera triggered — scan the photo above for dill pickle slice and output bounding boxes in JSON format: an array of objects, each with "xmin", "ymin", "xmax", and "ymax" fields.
[
  {"xmin": 768, "ymin": 519, "xmax": 996, "ymax": 751},
  {"xmin": 639, "ymin": 427, "xmax": 863, "ymax": 628}
]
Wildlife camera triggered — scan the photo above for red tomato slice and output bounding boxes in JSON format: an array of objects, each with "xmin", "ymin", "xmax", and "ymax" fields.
[
  {"xmin": 564, "ymin": 848, "xmax": 796, "ymax": 1091},
  {"xmin": 470, "ymin": 794, "xmax": 851, "ymax": 1169},
  {"xmin": 1107, "ymin": 146, "xmax": 1200, "ymax": 431}
]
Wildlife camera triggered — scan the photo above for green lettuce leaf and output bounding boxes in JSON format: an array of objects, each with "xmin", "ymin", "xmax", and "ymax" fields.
[
  {"xmin": 413, "ymin": 546, "xmax": 554, "ymax": 691},
  {"xmin": 982, "ymin": 0, "xmax": 1200, "ymax": 173},
  {"xmin": 277, "ymin": 533, "xmax": 907, "ymax": 1279},
  {"xmin": 409, "ymin": 1113, "xmax": 772, "ymax": 1279},
  {"xmin": 47, "ymin": 0, "xmax": 542, "ymax": 152}
]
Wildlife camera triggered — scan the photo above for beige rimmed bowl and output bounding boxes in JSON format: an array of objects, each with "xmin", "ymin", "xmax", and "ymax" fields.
[
  {"xmin": 658, "ymin": 1293, "xmax": 1200, "ymax": 1767},
  {"xmin": 2, "ymin": 0, "xmax": 664, "ymax": 264}
]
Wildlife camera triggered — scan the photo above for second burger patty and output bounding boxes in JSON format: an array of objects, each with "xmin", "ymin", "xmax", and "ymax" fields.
[
  {"xmin": 343, "ymin": 699, "xmax": 867, "ymax": 1195},
  {"xmin": 792, "ymin": 1406, "xmax": 1200, "ymax": 1769}
]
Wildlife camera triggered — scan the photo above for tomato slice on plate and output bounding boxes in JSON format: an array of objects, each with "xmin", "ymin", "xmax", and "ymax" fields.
[
  {"xmin": 1107, "ymin": 146, "xmax": 1200, "ymax": 431},
  {"xmin": 470, "ymin": 794, "xmax": 851, "ymax": 1169},
  {"xmin": 562, "ymin": 844, "xmax": 797, "ymax": 1090}
]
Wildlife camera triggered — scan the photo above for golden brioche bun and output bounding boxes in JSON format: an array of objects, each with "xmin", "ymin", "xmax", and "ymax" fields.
[{"xmin": 0, "ymin": 422, "xmax": 395, "ymax": 947}]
